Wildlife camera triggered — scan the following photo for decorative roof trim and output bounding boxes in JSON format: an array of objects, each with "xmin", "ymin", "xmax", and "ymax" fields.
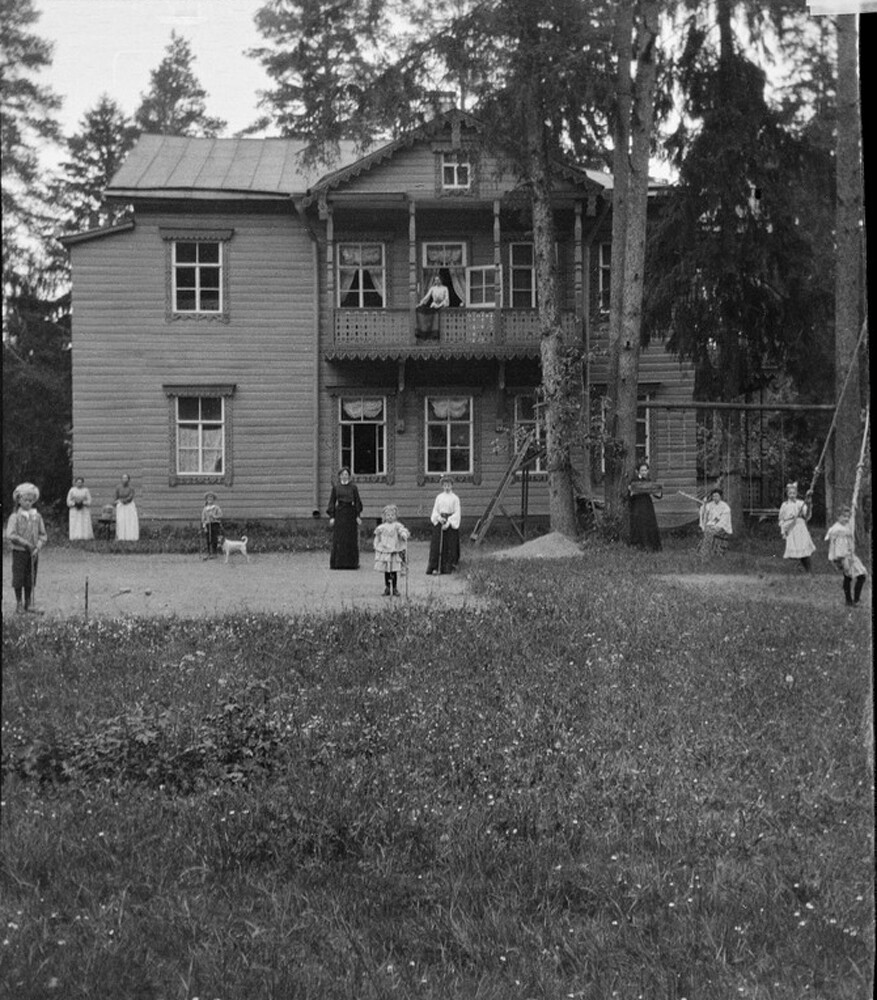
[{"xmin": 324, "ymin": 345, "xmax": 540, "ymax": 363}]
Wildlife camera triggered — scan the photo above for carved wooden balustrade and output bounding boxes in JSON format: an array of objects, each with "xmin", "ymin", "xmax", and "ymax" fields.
[{"xmin": 332, "ymin": 308, "xmax": 581, "ymax": 350}]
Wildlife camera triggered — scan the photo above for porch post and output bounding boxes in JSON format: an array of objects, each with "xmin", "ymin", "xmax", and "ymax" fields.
[
  {"xmin": 323, "ymin": 198, "xmax": 335, "ymax": 334},
  {"xmin": 409, "ymin": 201, "xmax": 417, "ymax": 336},
  {"xmin": 493, "ymin": 199, "xmax": 502, "ymax": 343},
  {"xmin": 576, "ymin": 200, "xmax": 592, "ymax": 495}
]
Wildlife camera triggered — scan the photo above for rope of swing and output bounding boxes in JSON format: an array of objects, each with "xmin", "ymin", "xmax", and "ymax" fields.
[
  {"xmin": 805, "ymin": 316, "xmax": 869, "ymax": 499},
  {"xmin": 849, "ymin": 403, "xmax": 870, "ymax": 540}
]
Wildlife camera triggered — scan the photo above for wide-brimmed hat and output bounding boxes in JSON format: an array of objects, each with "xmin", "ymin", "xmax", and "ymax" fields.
[
  {"xmin": 440, "ymin": 474, "xmax": 454, "ymax": 485},
  {"xmin": 13, "ymin": 482, "xmax": 39, "ymax": 502},
  {"xmin": 708, "ymin": 486, "xmax": 723, "ymax": 498},
  {"xmin": 204, "ymin": 492, "xmax": 216, "ymax": 502}
]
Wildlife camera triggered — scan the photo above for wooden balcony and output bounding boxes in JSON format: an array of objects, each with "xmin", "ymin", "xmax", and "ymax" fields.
[{"xmin": 330, "ymin": 307, "xmax": 582, "ymax": 357}]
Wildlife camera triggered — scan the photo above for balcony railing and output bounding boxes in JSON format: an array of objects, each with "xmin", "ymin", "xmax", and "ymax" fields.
[{"xmin": 332, "ymin": 307, "xmax": 581, "ymax": 350}]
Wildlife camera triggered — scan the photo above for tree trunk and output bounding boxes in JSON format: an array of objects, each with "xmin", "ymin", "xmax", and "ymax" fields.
[
  {"xmin": 606, "ymin": 1, "xmax": 660, "ymax": 525},
  {"xmin": 527, "ymin": 104, "xmax": 578, "ymax": 537},
  {"xmin": 833, "ymin": 14, "xmax": 864, "ymax": 515},
  {"xmin": 604, "ymin": 0, "xmax": 633, "ymax": 526}
]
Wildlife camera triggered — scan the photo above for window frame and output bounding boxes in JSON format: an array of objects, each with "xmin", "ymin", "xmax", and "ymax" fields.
[
  {"xmin": 421, "ymin": 393, "xmax": 478, "ymax": 483},
  {"xmin": 509, "ymin": 242, "xmax": 536, "ymax": 309},
  {"xmin": 336, "ymin": 242, "xmax": 386, "ymax": 309},
  {"xmin": 441, "ymin": 151, "xmax": 472, "ymax": 191},
  {"xmin": 594, "ymin": 392, "xmax": 651, "ymax": 477},
  {"xmin": 163, "ymin": 383, "xmax": 235, "ymax": 486},
  {"xmin": 421, "ymin": 242, "xmax": 468, "ymax": 269},
  {"xmin": 513, "ymin": 393, "xmax": 546, "ymax": 475},
  {"xmin": 161, "ymin": 228, "xmax": 233, "ymax": 324},
  {"xmin": 466, "ymin": 265, "xmax": 500, "ymax": 308},
  {"xmin": 598, "ymin": 242, "xmax": 612, "ymax": 313},
  {"xmin": 338, "ymin": 394, "xmax": 389, "ymax": 478}
]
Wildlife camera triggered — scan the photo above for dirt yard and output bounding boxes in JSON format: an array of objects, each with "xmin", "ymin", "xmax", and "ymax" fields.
[
  {"xmin": 1, "ymin": 541, "xmax": 476, "ymax": 620},
  {"xmin": 2, "ymin": 532, "xmax": 857, "ymax": 619}
]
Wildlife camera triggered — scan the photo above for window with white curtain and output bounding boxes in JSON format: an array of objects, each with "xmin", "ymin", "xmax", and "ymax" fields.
[
  {"xmin": 337, "ymin": 244, "xmax": 385, "ymax": 308},
  {"xmin": 425, "ymin": 396, "xmax": 473, "ymax": 475},
  {"xmin": 175, "ymin": 396, "xmax": 225, "ymax": 475},
  {"xmin": 340, "ymin": 396, "xmax": 386, "ymax": 475}
]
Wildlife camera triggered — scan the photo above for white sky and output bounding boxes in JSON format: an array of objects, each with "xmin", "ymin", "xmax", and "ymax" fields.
[{"xmin": 37, "ymin": 0, "xmax": 272, "ymax": 138}]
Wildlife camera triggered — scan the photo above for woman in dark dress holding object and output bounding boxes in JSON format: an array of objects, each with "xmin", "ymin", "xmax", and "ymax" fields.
[
  {"xmin": 327, "ymin": 466, "xmax": 363, "ymax": 569},
  {"xmin": 627, "ymin": 461, "xmax": 662, "ymax": 551}
]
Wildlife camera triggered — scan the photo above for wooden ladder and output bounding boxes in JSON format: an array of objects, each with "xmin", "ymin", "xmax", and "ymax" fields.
[{"xmin": 470, "ymin": 428, "xmax": 542, "ymax": 545}]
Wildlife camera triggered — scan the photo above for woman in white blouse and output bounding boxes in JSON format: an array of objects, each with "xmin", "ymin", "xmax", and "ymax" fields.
[{"xmin": 426, "ymin": 475, "xmax": 461, "ymax": 575}]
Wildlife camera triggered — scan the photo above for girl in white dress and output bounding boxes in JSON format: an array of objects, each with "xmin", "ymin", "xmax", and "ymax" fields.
[
  {"xmin": 778, "ymin": 481, "xmax": 815, "ymax": 573},
  {"xmin": 66, "ymin": 477, "xmax": 94, "ymax": 540}
]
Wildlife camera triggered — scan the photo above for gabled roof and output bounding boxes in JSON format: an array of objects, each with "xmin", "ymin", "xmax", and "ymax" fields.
[{"xmin": 106, "ymin": 134, "xmax": 363, "ymax": 200}]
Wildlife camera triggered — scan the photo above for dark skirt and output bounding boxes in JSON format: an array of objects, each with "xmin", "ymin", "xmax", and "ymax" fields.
[
  {"xmin": 330, "ymin": 504, "xmax": 360, "ymax": 569},
  {"xmin": 426, "ymin": 524, "xmax": 460, "ymax": 574},
  {"xmin": 629, "ymin": 494, "xmax": 662, "ymax": 551}
]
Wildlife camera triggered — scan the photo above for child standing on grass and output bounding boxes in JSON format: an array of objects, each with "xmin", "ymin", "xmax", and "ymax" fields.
[
  {"xmin": 201, "ymin": 492, "xmax": 223, "ymax": 559},
  {"xmin": 824, "ymin": 506, "xmax": 867, "ymax": 607},
  {"xmin": 5, "ymin": 482, "xmax": 48, "ymax": 614},
  {"xmin": 374, "ymin": 504, "xmax": 410, "ymax": 596}
]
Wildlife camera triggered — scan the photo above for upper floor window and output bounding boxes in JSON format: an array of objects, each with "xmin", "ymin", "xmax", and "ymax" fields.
[
  {"xmin": 173, "ymin": 241, "xmax": 222, "ymax": 313},
  {"xmin": 338, "ymin": 243, "xmax": 385, "ymax": 308},
  {"xmin": 441, "ymin": 152, "xmax": 471, "ymax": 191},
  {"xmin": 598, "ymin": 242, "xmax": 611, "ymax": 312},
  {"xmin": 425, "ymin": 396, "xmax": 473, "ymax": 476},
  {"xmin": 509, "ymin": 243, "xmax": 536, "ymax": 308},
  {"xmin": 467, "ymin": 266, "xmax": 499, "ymax": 308},
  {"xmin": 340, "ymin": 396, "xmax": 387, "ymax": 476}
]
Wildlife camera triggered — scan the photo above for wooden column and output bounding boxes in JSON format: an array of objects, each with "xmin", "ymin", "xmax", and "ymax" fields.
[
  {"xmin": 493, "ymin": 199, "xmax": 502, "ymax": 344},
  {"xmin": 409, "ymin": 201, "xmax": 417, "ymax": 335}
]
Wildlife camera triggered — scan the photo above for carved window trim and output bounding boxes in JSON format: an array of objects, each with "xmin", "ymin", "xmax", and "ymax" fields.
[
  {"xmin": 161, "ymin": 228, "xmax": 233, "ymax": 324},
  {"xmin": 329, "ymin": 390, "xmax": 396, "ymax": 485},
  {"xmin": 416, "ymin": 389, "xmax": 482, "ymax": 486},
  {"xmin": 432, "ymin": 146, "xmax": 481, "ymax": 198},
  {"xmin": 163, "ymin": 383, "xmax": 235, "ymax": 486}
]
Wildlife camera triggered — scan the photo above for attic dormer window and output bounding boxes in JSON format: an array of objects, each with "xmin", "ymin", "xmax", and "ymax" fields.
[{"xmin": 441, "ymin": 152, "xmax": 471, "ymax": 191}]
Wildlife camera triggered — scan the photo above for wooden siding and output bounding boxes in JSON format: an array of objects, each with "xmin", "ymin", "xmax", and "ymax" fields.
[{"xmin": 70, "ymin": 208, "xmax": 320, "ymax": 521}]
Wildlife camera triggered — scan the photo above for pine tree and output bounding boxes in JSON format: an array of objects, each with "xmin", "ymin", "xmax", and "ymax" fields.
[
  {"xmin": 0, "ymin": 0, "xmax": 62, "ymax": 305},
  {"xmin": 134, "ymin": 32, "xmax": 226, "ymax": 136},
  {"xmin": 55, "ymin": 95, "xmax": 139, "ymax": 232}
]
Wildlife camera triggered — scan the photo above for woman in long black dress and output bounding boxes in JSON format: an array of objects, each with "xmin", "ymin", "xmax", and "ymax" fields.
[
  {"xmin": 627, "ymin": 461, "xmax": 662, "ymax": 551},
  {"xmin": 327, "ymin": 467, "xmax": 363, "ymax": 569}
]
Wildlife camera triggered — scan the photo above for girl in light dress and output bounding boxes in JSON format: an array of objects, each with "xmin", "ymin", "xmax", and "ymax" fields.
[
  {"xmin": 374, "ymin": 504, "xmax": 410, "ymax": 596},
  {"xmin": 114, "ymin": 473, "xmax": 140, "ymax": 541},
  {"xmin": 778, "ymin": 481, "xmax": 815, "ymax": 573}
]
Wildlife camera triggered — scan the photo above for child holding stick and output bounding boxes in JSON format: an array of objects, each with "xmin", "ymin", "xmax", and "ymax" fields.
[
  {"xmin": 374, "ymin": 504, "xmax": 410, "ymax": 596},
  {"xmin": 201, "ymin": 492, "xmax": 223, "ymax": 559},
  {"xmin": 5, "ymin": 483, "xmax": 47, "ymax": 614}
]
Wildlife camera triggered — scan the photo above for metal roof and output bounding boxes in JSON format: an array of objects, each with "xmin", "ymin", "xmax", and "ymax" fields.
[{"xmin": 106, "ymin": 135, "xmax": 363, "ymax": 199}]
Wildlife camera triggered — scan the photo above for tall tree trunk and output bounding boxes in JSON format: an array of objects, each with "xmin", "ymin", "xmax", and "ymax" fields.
[
  {"xmin": 606, "ymin": 0, "xmax": 660, "ymax": 524},
  {"xmin": 604, "ymin": 0, "xmax": 633, "ymax": 526},
  {"xmin": 833, "ymin": 14, "xmax": 864, "ymax": 515},
  {"xmin": 526, "ymin": 101, "xmax": 578, "ymax": 537}
]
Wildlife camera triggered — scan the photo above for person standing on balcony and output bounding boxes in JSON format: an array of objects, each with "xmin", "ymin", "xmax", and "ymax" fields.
[
  {"xmin": 327, "ymin": 466, "xmax": 363, "ymax": 569},
  {"xmin": 416, "ymin": 275, "xmax": 449, "ymax": 339}
]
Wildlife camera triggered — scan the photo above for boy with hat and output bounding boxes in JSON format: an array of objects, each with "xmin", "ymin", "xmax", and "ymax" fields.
[
  {"xmin": 5, "ymin": 483, "xmax": 48, "ymax": 613},
  {"xmin": 201, "ymin": 492, "xmax": 223, "ymax": 559}
]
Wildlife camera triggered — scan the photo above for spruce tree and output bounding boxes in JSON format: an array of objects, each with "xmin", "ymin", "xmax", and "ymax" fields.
[{"xmin": 134, "ymin": 32, "xmax": 226, "ymax": 136}]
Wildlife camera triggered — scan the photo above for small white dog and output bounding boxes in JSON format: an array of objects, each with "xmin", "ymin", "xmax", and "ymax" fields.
[{"xmin": 219, "ymin": 534, "xmax": 250, "ymax": 564}]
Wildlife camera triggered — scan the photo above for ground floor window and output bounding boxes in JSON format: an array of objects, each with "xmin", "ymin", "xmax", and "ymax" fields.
[
  {"xmin": 593, "ymin": 393, "xmax": 651, "ymax": 479},
  {"xmin": 513, "ymin": 393, "xmax": 546, "ymax": 473},
  {"xmin": 339, "ymin": 396, "xmax": 387, "ymax": 476},
  {"xmin": 425, "ymin": 395, "xmax": 473, "ymax": 476},
  {"xmin": 163, "ymin": 384, "xmax": 234, "ymax": 485}
]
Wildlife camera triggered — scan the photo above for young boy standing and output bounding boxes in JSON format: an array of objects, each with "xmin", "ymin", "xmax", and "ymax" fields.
[
  {"xmin": 5, "ymin": 482, "xmax": 48, "ymax": 614},
  {"xmin": 825, "ymin": 506, "xmax": 867, "ymax": 606},
  {"xmin": 201, "ymin": 492, "xmax": 223, "ymax": 558}
]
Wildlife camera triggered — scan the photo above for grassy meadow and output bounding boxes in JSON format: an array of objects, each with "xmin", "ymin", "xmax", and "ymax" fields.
[{"xmin": 1, "ymin": 540, "xmax": 873, "ymax": 999}]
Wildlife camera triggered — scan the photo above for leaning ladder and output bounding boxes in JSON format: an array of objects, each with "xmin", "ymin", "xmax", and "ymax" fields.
[{"xmin": 470, "ymin": 428, "xmax": 542, "ymax": 545}]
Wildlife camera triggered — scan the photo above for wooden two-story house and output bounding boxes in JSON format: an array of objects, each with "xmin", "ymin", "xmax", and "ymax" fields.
[{"xmin": 62, "ymin": 109, "xmax": 697, "ymax": 530}]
